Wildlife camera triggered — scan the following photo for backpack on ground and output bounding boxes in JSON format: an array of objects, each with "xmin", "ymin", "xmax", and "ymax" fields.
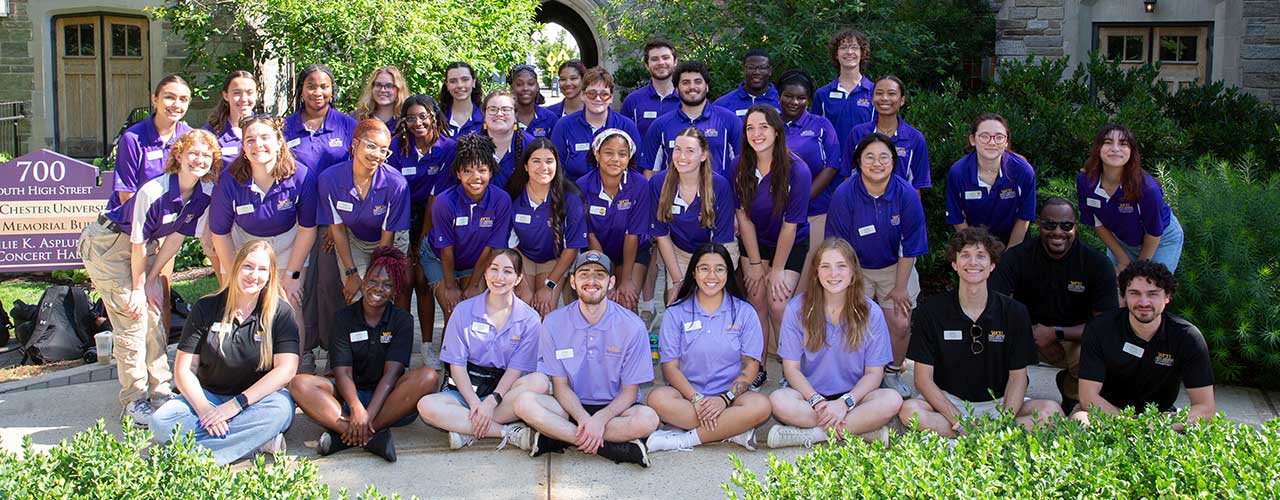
[{"xmin": 18, "ymin": 285, "xmax": 100, "ymax": 364}]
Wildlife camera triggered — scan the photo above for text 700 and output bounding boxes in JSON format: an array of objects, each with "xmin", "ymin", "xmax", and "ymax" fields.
[{"xmin": 17, "ymin": 160, "xmax": 66, "ymax": 182}]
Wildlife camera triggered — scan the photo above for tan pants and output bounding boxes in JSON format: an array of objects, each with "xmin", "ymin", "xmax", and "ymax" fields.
[
  {"xmin": 672, "ymin": 241, "xmax": 741, "ymax": 281},
  {"xmin": 860, "ymin": 263, "xmax": 921, "ymax": 310},
  {"xmin": 1045, "ymin": 340, "xmax": 1082, "ymax": 399},
  {"xmin": 78, "ymin": 221, "xmax": 173, "ymax": 406},
  {"xmin": 344, "ymin": 229, "xmax": 411, "ymax": 277}
]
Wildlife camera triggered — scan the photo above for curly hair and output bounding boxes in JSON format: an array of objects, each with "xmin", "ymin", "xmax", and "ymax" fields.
[
  {"xmin": 1118, "ymin": 259, "xmax": 1177, "ymax": 296},
  {"xmin": 163, "ymin": 129, "xmax": 221, "ymax": 184},
  {"xmin": 945, "ymin": 226, "xmax": 1005, "ymax": 266},
  {"xmin": 452, "ymin": 134, "xmax": 498, "ymax": 178},
  {"xmin": 367, "ymin": 246, "xmax": 409, "ymax": 294}
]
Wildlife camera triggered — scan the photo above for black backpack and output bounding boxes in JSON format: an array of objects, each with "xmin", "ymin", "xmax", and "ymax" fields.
[{"xmin": 19, "ymin": 286, "xmax": 101, "ymax": 364}]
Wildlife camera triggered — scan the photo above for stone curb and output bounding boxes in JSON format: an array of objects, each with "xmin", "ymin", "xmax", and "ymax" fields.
[{"xmin": 0, "ymin": 344, "xmax": 177, "ymax": 394}]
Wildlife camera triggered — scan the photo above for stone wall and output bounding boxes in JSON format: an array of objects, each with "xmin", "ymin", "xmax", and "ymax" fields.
[
  {"xmin": 0, "ymin": 0, "xmax": 33, "ymax": 155},
  {"xmin": 1241, "ymin": 1, "xmax": 1280, "ymax": 105},
  {"xmin": 994, "ymin": 0, "xmax": 1067, "ymax": 64}
]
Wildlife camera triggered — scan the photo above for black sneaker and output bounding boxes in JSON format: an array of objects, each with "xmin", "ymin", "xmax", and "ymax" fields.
[
  {"xmin": 750, "ymin": 370, "xmax": 767, "ymax": 390},
  {"xmin": 317, "ymin": 431, "xmax": 353, "ymax": 457},
  {"xmin": 363, "ymin": 429, "xmax": 397, "ymax": 462},
  {"xmin": 1056, "ymin": 370, "xmax": 1078, "ymax": 414},
  {"xmin": 597, "ymin": 439, "xmax": 650, "ymax": 467},
  {"xmin": 531, "ymin": 431, "xmax": 568, "ymax": 458}
]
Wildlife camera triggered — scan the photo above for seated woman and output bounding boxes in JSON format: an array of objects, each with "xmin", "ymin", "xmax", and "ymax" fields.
[
  {"xmin": 766, "ymin": 238, "xmax": 905, "ymax": 448},
  {"xmin": 288, "ymin": 247, "xmax": 439, "ymax": 462},
  {"xmin": 418, "ymin": 248, "xmax": 549, "ymax": 449},
  {"xmin": 151, "ymin": 240, "xmax": 299, "ymax": 465},
  {"xmin": 644, "ymin": 243, "xmax": 772, "ymax": 452}
]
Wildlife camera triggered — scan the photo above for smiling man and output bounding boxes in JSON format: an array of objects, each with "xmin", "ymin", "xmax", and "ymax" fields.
[
  {"xmin": 989, "ymin": 198, "xmax": 1117, "ymax": 412},
  {"xmin": 639, "ymin": 61, "xmax": 743, "ymax": 177},
  {"xmin": 714, "ymin": 49, "xmax": 780, "ymax": 116}
]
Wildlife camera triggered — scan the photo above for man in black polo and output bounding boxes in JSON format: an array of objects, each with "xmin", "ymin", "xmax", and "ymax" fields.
[
  {"xmin": 899, "ymin": 227, "xmax": 1062, "ymax": 436},
  {"xmin": 990, "ymin": 198, "xmax": 1117, "ymax": 411},
  {"xmin": 1073, "ymin": 260, "xmax": 1215, "ymax": 427}
]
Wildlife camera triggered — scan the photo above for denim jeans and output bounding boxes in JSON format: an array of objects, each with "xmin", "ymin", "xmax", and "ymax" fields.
[
  {"xmin": 151, "ymin": 388, "xmax": 294, "ymax": 465},
  {"xmin": 1107, "ymin": 215, "xmax": 1185, "ymax": 272}
]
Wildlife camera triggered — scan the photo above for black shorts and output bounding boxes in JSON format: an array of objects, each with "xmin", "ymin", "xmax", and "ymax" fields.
[
  {"xmin": 572, "ymin": 402, "xmax": 640, "ymax": 422},
  {"xmin": 409, "ymin": 201, "xmax": 427, "ymax": 253},
  {"xmin": 753, "ymin": 238, "xmax": 809, "ymax": 273},
  {"xmin": 605, "ymin": 240, "xmax": 652, "ymax": 268}
]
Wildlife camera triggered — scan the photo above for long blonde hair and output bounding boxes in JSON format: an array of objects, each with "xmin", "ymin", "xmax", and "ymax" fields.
[
  {"xmin": 800, "ymin": 238, "xmax": 870, "ymax": 352},
  {"xmin": 656, "ymin": 127, "xmax": 716, "ymax": 228},
  {"xmin": 354, "ymin": 66, "xmax": 409, "ymax": 122},
  {"xmin": 212, "ymin": 240, "xmax": 283, "ymax": 371}
]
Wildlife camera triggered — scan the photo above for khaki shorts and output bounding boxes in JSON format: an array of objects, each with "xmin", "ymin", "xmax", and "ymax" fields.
[
  {"xmin": 672, "ymin": 241, "xmax": 740, "ymax": 281},
  {"xmin": 943, "ymin": 391, "xmax": 1029, "ymax": 419},
  {"xmin": 520, "ymin": 253, "xmax": 561, "ymax": 280},
  {"xmin": 344, "ymin": 229, "xmax": 411, "ymax": 277},
  {"xmin": 860, "ymin": 263, "xmax": 921, "ymax": 310},
  {"xmin": 230, "ymin": 223, "xmax": 303, "ymax": 277}
]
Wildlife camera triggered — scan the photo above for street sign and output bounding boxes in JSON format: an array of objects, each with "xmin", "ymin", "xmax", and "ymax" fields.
[{"xmin": 0, "ymin": 149, "xmax": 114, "ymax": 272}]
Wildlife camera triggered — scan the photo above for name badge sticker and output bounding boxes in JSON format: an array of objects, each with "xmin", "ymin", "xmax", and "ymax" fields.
[
  {"xmin": 1122, "ymin": 342, "xmax": 1145, "ymax": 358},
  {"xmin": 857, "ymin": 225, "xmax": 877, "ymax": 237},
  {"xmin": 471, "ymin": 321, "xmax": 491, "ymax": 333},
  {"xmin": 829, "ymin": 91, "xmax": 844, "ymax": 99},
  {"xmin": 643, "ymin": 111, "xmax": 658, "ymax": 119},
  {"xmin": 683, "ymin": 320, "xmax": 702, "ymax": 332},
  {"xmin": 943, "ymin": 330, "xmax": 963, "ymax": 341},
  {"xmin": 235, "ymin": 204, "xmax": 254, "ymax": 215},
  {"xmin": 350, "ymin": 330, "xmax": 369, "ymax": 342},
  {"xmin": 286, "ymin": 138, "xmax": 301, "ymax": 148},
  {"xmin": 253, "ymin": 333, "xmax": 263, "ymax": 342},
  {"xmin": 514, "ymin": 213, "xmax": 532, "ymax": 224},
  {"xmin": 555, "ymin": 348, "xmax": 574, "ymax": 360},
  {"xmin": 964, "ymin": 190, "xmax": 983, "ymax": 200},
  {"xmin": 402, "ymin": 167, "xmax": 417, "ymax": 176},
  {"xmin": 735, "ymin": 109, "xmax": 748, "ymax": 116},
  {"xmin": 589, "ymin": 205, "xmax": 607, "ymax": 216},
  {"xmin": 328, "ymin": 137, "xmax": 344, "ymax": 148},
  {"xmin": 210, "ymin": 322, "xmax": 230, "ymax": 334},
  {"xmin": 1086, "ymin": 198, "xmax": 1102, "ymax": 208},
  {"xmin": 671, "ymin": 205, "xmax": 683, "ymax": 215},
  {"xmin": 145, "ymin": 149, "xmax": 164, "ymax": 161},
  {"xmin": 162, "ymin": 213, "xmax": 178, "ymax": 224},
  {"xmin": 454, "ymin": 216, "xmax": 469, "ymax": 226},
  {"xmin": 221, "ymin": 146, "xmax": 239, "ymax": 157},
  {"xmin": 335, "ymin": 201, "xmax": 354, "ymax": 212},
  {"xmin": 574, "ymin": 143, "xmax": 590, "ymax": 152}
]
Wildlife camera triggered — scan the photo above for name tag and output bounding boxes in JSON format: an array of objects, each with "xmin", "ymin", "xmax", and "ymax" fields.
[
  {"xmin": 589, "ymin": 205, "xmax": 607, "ymax": 216},
  {"xmin": 1086, "ymin": 198, "xmax": 1102, "ymax": 208},
  {"xmin": 235, "ymin": 204, "xmax": 254, "ymax": 215},
  {"xmin": 1122, "ymin": 342, "xmax": 1144, "ymax": 358},
  {"xmin": 454, "ymin": 216, "xmax": 469, "ymax": 226},
  {"xmin": 471, "ymin": 321, "xmax": 490, "ymax": 333},
  {"xmin": 162, "ymin": 213, "xmax": 178, "ymax": 224},
  {"xmin": 829, "ymin": 91, "xmax": 844, "ymax": 99},
  {"xmin": 287, "ymin": 138, "xmax": 301, "ymax": 148},
  {"xmin": 943, "ymin": 330, "xmax": 963, "ymax": 341},
  {"xmin": 335, "ymin": 201, "xmax": 353, "ymax": 212},
  {"xmin": 514, "ymin": 213, "xmax": 532, "ymax": 224},
  {"xmin": 857, "ymin": 224, "xmax": 876, "ymax": 237},
  {"xmin": 145, "ymin": 149, "xmax": 163, "ymax": 161},
  {"xmin": 735, "ymin": 109, "xmax": 747, "ymax": 116},
  {"xmin": 380, "ymin": 331, "xmax": 392, "ymax": 344},
  {"xmin": 643, "ymin": 111, "xmax": 657, "ymax": 118},
  {"xmin": 683, "ymin": 320, "xmax": 702, "ymax": 332},
  {"xmin": 328, "ymin": 137, "xmax": 343, "ymax": 148},
  {"xmin": 402, "ymin": 167, "xmax": 417, "ymax": 176},
  {"xmin": 574, "ymin": 143, "xmax": 590, "ymax": 152},
  {"xmin": 350, "ymin": 330, "xmax": 369, "ymax": 342},
  {"xmin": 221, "ymin": 146, "xmax": 238, "ymax": 157},
  {"xmin": 555, "ymin": 348, "xmax": 574, "ymax": 360},
  {"xmin": 964, "ymin": 190, "xmax": 983, "ymax": 200},
  {"xmin": 253, "ymin": 333, "xmax": 263, "ymax": 342},
  {"xmin": 671, "ymin": 205, "xmax": 682, "ymax": 215},
  {"xmin": 210, "ymin": 322, "xmax": 231, "ymax": 334}
]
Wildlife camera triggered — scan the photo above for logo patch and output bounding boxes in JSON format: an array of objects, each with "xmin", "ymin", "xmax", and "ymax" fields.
[
  {"xmin": 999, "ymin": 188, "xmax": 1017, "ymax": 200},
  {"xmin": 857, "ymin": 98, "xmax": 870, "ymax": 107},
  {"xmin": 1154, "ymin": 353, "xmax": 1175, "ymax": 366},
  {"xmin": 380, "ymin": 331, "xmax": 393, "ymax": 344},
  {"xmin": 800, "ymin": 130, "xmax": 815, "ymax": 137},
  {"xmin": 277, "ymin": 197, "xmax": 294, "ymax": 210},
  {"xmin": 184, "ymin": 214, "xmax": 196, "ymax": 223},
  {"xmin": 1067, "ymin": 281, "xmax": 1086, "ymax": 293},
  {"xmin": 989, "ymin": 330, "xmax": 1006, "ymax": 343},
  {"xmin": 890, "ymin": 214, "xmax": 901, "ymax": 226},
  {"xmin": 617, "ymin": 199, "xmax": 634, "ymax": 210},
  {"xmin": 372, "ymin": 204, "xmax": 387, "ymax": 216},
  {"xmin": 1118, "ymin": 203, "xmax": 1135, "ymax": 214},
  {"xmin": 704, "ymin": 128, "xmax": 719, "ymax": 138},
  {"xmin": 896, "ymin": 146, "xmax": 908, "ymax": 157},
  {"xmin": 606, "ymin": 345, "xmax": 622, "ymax": 355},
  {"xmin": 478, "ymin": 216, "xmax": 494, "ymax": 228}
]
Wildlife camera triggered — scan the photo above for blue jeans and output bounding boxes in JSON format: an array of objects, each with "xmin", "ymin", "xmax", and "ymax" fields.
[
  {"xmin": 1107, "ymin": 215, "xmax": 1184, "ymax": 272},
  {"xmin": 151, "ymin": 388, "xmax": 294, "ymax": 466},
  {"xmin": 418, "ymin": 239, "xmax": 475, "ymax": 284}
]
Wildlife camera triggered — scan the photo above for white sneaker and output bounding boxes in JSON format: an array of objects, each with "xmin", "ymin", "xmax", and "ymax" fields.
[
  {"xmin": 766, "ymin": 425, "xmax": 827, "ymax": 449},
  {"xmin": 882, "ymin": 372, "xmax": 915, "ymax": 398},
  {"xmin": 497, "ymin": 423, "xmax": 534, "ymax": 451},
  {"xmin": 449, "ymin": 431, "xmax": 477, "ymax": 450},
  {"xmin": 859, "ymin": 425, "xmax": 890, "ymax": 445},
  {"xmin": 723, "ymin": 428, "xmax": 757, "ymax": 451},
  {"xmin": 422, "ymin": 344, "xmax": 443, "ymax": 369},
  {"xmin": 259, "ymin": 433, "xmax": 287, "ymax": 456},
  {"xmin": 122, "ymin": 399, "xmax": 154, "ymax": 428},
  {"xmin": 644, "ymin": 429, "xmax": 695, "ymax": 452}
]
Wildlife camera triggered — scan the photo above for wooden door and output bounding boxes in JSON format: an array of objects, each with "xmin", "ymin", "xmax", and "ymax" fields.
[
  {"xmin": 55, "ymin": 16, "xmax": 104, "ymax": 158},
  {"xmin": 104, "ymin": 16, "xmax": 150, "ymax": 142},
  {"xmin": 1153, "ymin": 26, "xmax": 1209, "ymax": 90},
  {"xmin": 1098, "ymin": 27, "xmax": 1150, "ymax": 69}
]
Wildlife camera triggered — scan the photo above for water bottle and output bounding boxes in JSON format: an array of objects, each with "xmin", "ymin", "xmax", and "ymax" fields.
[
  {"xmin": 94, "ymin": 331, "xmax": 113, "ymax": 365},
  {"xmin": 649, "ymin": 331, "xmax": 660, "ymax": 363}
]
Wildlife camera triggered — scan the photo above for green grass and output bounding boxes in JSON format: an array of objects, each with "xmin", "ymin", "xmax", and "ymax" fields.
[
  {"xmin": 171, "ymin": 276, "xmax": 219, "ymax": 301},
  {"xmin": 0, "ymin": 276, "xmax": 219, "ymax": 310}
]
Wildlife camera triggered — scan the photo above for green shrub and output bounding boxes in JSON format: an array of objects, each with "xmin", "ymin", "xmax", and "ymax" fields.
[
  {"xmin": 1163, "ymin": 157, "xmax": 1280, "ymax": 388},
  {"xmin": 726, "ymin": 410, "xmax": 1280, "ymax": 499},
  {"xmin": 174, "ymin": 237, "xmax": 209, "ymax": 272},
  {"xmin": 0, "ymin": 420, "xmax": 411, "ymax": 499}
]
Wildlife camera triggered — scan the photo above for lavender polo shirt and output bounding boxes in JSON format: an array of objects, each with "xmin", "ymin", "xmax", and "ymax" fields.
[
  {"xmin": 846, "ymin": 116, "xmax": 932, "ymax": 189},
  {"xmin": 812, "ymin": 77, "xmax": 874, "ymax": 153},
  {"xmin": 713, "ymin": 83, "xmax": 781, "ymax": 117},
  {"xmin": 784, "ymin": 111, "xmax": 842, "ymax": 216},
  {"xmin": 510, "ymin": 189, "xmax": 589, "ymax": 263},
  {"xmin": 109, "ymin": 116, "xmax": 193, "ymax": 210},
  {"xmin": 659, "ymin": 296, "xmax": 764, "ymax": 395},
  {"xmin": 440, "ymin": 291, "xmax": 542, "ymax": 372},
  {"xmin": 648, "ymin": 170, "xmax": 737, "ymax": 253},
  {"xmin": 621, "ymin": 82, "xmax": 681, "ymax": 137},
  {"xmin": 386, "ymin": 136, "xmax": 457, "ymax": 203},
  {"xmin": 208, "ymin": 163, "xmax": 318, "ymax": 237},
  {"xmin": 827, "ymin": 174, "xmax": 928, "ymax": 270},
  {"xmin": 282, "ymin": 108, "xmax": 357, "ymax": 175},
  {"xmin": 639, "ymin": 105, "xmax": 742, "ymax": 176},
  {"xmin": 778, "ymin": 295, "xmax": 893, "ymax": 396},
  {"xmin": 575, "ymin": 169, "xmax": 653, "ymax": 262},
  {"xmin": 317, "ymin": 161, "xmax": 411, "ymax": 243},
  {"xmin": 549, "ymin": 110, "xmax": 642, "ymax": 180},
  {"xmin": 428, "ymin": 184, "xmax": 512, "ymax": 270},
  {"xmin": 944, "ymin": 152, "xmax": 1037, "ymax": 242},
  {"xmin": 1076, "ymin": 171, "xmax": 1173, "ymax": 247},
  {"xmin": 729, "ymin": 154, "xmax": 812, "ymax": 248},
  {"xmin": 202, "ymin": 122, "xmax": 242, "ymax": 168},
  {"xmin": 538, "ymin": 300, "xmax": 654, "ymax": 405},
  {"xmin": 105, "ymin": 173, "xmax": 213, "ymax": 243}
]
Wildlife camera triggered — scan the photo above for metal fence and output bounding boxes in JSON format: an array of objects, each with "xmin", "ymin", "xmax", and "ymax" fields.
[{"xmin": 0, "ymin": 101, "xmax": 26, "ymax": 159}]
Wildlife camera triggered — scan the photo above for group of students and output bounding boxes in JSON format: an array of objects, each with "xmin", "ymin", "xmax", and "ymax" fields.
[{"xmin": 75, "ymin": 28, "xmax": 1210, "ymax": 467}]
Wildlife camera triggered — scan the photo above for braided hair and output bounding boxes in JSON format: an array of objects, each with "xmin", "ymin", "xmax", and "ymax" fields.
[
  {"xmin": 452, "ymin": 134, "xmax": 499, "ymax": 179},
  {"xmin": 506, "ymin": 138, "xmax": 583, "ymax": 256},
  {"xmin": 396, "ymin": 94, "xmax": 449, "ymax": 157},
  {"xmin": 366, "ymin": 246, "xmax": 409, "ymax": 295}
]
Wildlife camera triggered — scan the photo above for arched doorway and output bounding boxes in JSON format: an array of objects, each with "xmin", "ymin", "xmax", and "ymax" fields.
[{"xmin": 537, "ymin": 0, "xmax": 601, "ymax": 68}]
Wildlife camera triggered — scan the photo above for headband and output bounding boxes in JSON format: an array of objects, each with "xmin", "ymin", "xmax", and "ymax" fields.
[{"xmin": 591, "ymin": 128, "xmax": 636, "ymax": 156}]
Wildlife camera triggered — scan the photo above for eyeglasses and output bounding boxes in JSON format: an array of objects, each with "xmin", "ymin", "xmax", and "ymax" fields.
[
  {"xmin": 372, "ymin": 82, "xmax": 397, "ymax": 91},
  {"xmin": 839, "ymin": 43, "xmax": 862, "ymax": 53},
  {"xmin": 485, "ymin": 106, "xmax": 515, "ymax": 116},
  {"xmin": 694, "ymin": 265, "xmax": 728, "ymax": 276},
  {"xmin": 970, "ymin": 324, "xmax": 984, "ymax": 355},
  {"xmin": 359, "ymin": 137, "xmax": 391, "ymax": 158},
  {"xmin": 404, "ymin": 113, "xmax": 433, "ymax": 124},
  {"xmin": 584, "ymin": 90, "xmax": 612, "ymax": 101},
  {"xmin": 1039, "ymin": 220, "xmax": 1076, "ymax": 232},
  {"xmin": 745, "ymin": 64, "xmax": 772, "ymax": 72},
  {"xmin": 976, "ymin": 133, "xmax": 1009, "ymax": 145},
  {"xmin": 861, "ymin": 153, "xmax": 894, "ymax": 164}
]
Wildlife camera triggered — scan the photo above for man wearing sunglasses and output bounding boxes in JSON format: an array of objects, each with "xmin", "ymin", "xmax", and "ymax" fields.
[
  {"xmin": 899, "ymin": 227, "xmax": 1062, "ymax": 436},
  {"xmin": 990, "ymin": 198, "xmax": 1118, "ymax": 413}
]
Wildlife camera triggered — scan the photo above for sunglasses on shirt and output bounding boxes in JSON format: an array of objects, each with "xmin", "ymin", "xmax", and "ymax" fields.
[{"xmin": 969, "ymin": 324, "xmax": 984, "ymax": 355}]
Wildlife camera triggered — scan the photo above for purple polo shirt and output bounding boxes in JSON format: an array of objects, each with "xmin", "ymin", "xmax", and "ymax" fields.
[
  {"xmin": 109, "ymin": 116, "xmax": 193, "ymax": 210},
  {"xmin": 545, "ymin": 100, "xmax": 570, "ymax": 117},
  {"xmin": 282, "ymin": 108, "xmax": 357, "ymax": 175},
  {"xmin": 785, "ymin": 112, "xmax": 842, "ymax": 216},
  {"xmin": 202, "ymin": 122, "xmax": 242, "ymax": 168},
  {"xmin": 575, "ymin": 168, "xmax": 653, "ymax": 263},
  {"xmin": 713, "ymin": 84, "xmax": 781, "ymax": 117},
  {"xmin": 386, "ymin": 136, "xmax": 457, "ymax": 203},
  {"xmin": 447, "ymin": 106, "xmax": 485, "ymax": 137},
  {"xmin": 639, "ymin": 105, "xmax": 743, "ymax": 176},
  {"xmin": 659, "ymin": 296, "xmax": 764, "ymax": 394},
  {"xmin": 510, "ymin": 188, "xmax": 589, "ymax": 263},
  {"xmin": 621, "ymin": 82, "xmax": 681, "ymax": 137},
  {"xmin": 846, "ymin": 116, "xmax": 932, "ymax": 189},
  {"xmin": 827, "ymin": 174, "xmax": 928, "ymax": 270},
  {"xmin": 428, "ymin": 184, "xmax": 512, "ymax": 270},
  {"xmin": 538, "ymin": 300, "xmax": 653, "ymax": 405},
  {"xmin": 778, "ymin": 295, "xmax": 893, "ymax": 396},
  {"xmin": 317, "ymin": 161, "xmax": 411, "ymax": 242},
  {"xmin": 489, "ymin": 130, "xmax": 536, "ymax": 190},
  {"xmin": 1077, "ymin": 171, "xmax": 1173, "ymax": 247},
  {"xmin": 209, "ymin": 163, "xmax": 318, "ymax": 237},
  {"xmin": 526, "ymin": 106, "xmax": 560, "ymax": 138},
  {"xmin": 549, "ymin": 110, "xmax": 642, "ymax": 180},
  {"xmin": 944, "ymin": 152, "xmax": 1037, "ymax": 242},
  {"xmin": 440, "ymin": 291, "xmax": 542, "ymax": 372},
  {"xmin": 105, "ymin": 173, "xmax": 213, "ymax": 243},
  {"xmin": 729, "ymin": 154, "xmax": 812, "ymax": 248},
  {"xmin": 812, "ymin": 77, "xmax": 875, "ymax": 153},
  {"xmin": 648, "ymin": 170, "xmax": 737, "ymax": 253}
]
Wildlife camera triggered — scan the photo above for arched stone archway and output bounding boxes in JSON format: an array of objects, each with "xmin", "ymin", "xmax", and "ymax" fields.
[{"xmin": 537, "ymin": 0, "xmax": 608, "ymax": 69}]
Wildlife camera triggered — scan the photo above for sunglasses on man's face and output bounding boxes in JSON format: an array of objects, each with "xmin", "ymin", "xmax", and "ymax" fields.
[{"xmin": 1038, "ymin": 220, "xmax": 1076, "ymax": 232}]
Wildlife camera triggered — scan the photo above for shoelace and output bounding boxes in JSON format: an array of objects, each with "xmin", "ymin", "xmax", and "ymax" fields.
[
  {"xmin": 780, "ymin": 427, "xmax": 815, "ymax": 449},
  {"xmin": 495, "ymin": 427, "xmax": 520, "ymax": 450}
]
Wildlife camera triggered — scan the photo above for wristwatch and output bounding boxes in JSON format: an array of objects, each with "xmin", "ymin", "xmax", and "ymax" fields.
[
  {"xmin": 491, "ymin": 392, "xmax": 504, "ymax": 405},
  {"xmin": 544, "ymin": 279, "xmax": 557, "ymax": 290},
  {"xmin": 807, "ymin": 393, "xmax": 824, "ymax": 408},
  {"xmin": 723, "ymin": 389, "xmax": 737, "ymax": 404},
  {"xmin": 1055, "ymin": 328, "xmax": 1066, "ymax": 341},
  {"xmin": 234, "ymin": 393, "xmax": 250, "ymax": 410},
  {"xmin": 344, "ymin": 266, "xmax": 359, "ymax": 277},
  {"xmin": 840, "ymin": 393, "xmax": 857, "ymax": 409},
  {"xmin": 691, "ymin": 393, "xmax": 706, "ymax": 404}
]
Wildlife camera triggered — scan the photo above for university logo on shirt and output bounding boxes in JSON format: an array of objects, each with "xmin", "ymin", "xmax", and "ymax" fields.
[
  {"xmin": 1118, "ymin": 203, "xmax": 1136, "ymax": 214},
  {"xmin": 856, "ymin": 98, "xmax": 870, "ymax": 107},
  {"xmin": 999, "ymin": 188, "xmax": 1017, "ymax": 200},
  {"xmin": 606, "ymin": 345, "xmax": 622, "ymax": 355},
  {"xmin": 896, "ymin": 146, "xmax": 908, "ymax": 157},
  {"xmin": 1067, "ymin": 281, "xmax": 1086, "ymax": 293},
  {"xmin": 726, "ymin": 323, "xmax": 743, "ymax": 333},
  {"xmin": 989, "ymin": 330, "xmax": 1006, "ymax": 343},
  {"xmin": 890, "ymin": 214, "xmax": 901, "ymax": 226},
  {"xmin": 373, "ymin": 204, "xmax": 387, "ymax": 216},
  {"xmin": 428, "ymin": 165, "xmax": 444, "ymax": 175},
  {"xmin": 184, "ymin": 214, "xmax": 196, "ymax": 223},
  {"xmin": 1154, "ymin": 353, "xmax": 1175, "ymax": 366},
  {"xmin": 277, "ymin": 197, "xmax": 294, "ymax": 210},
  {"xmin": 800, "ymin": 130, "xmax": 815, "ymax": 137},
  {"xmin": 704, "ymin": 128, "xmax": 719, "ymax": 138},
  {"xmin": 478, "ymin": 216, "xmax": 494, "ymax": 228},
  {"xmin": 617, "ymin": 199, "xmax": 634, "ymax": 211}
]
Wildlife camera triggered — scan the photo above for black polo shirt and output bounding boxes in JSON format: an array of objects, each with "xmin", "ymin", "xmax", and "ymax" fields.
[
  {"xmin": 330, "ymin": 301, "xmax": 414, "ymax": 391},
  {"xmin": 178, "ymin": 291, "xmax": 300, "ymax": 396},
  {"xmin": 989, "ymin": 238, "xmax": 1117, "ymax": 327},
  {"xmin": 1079, "ymin": 309, "xmax": 1213, "ymax": 412},
  {"xmin": 907, "ymin": 288, "xmax": 1036, "ymax": 402}
]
